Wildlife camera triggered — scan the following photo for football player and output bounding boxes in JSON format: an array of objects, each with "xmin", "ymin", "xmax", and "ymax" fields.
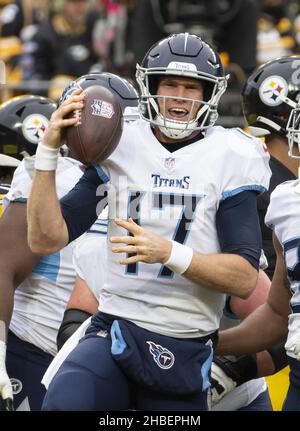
[
  {"xmin": 216, "ymin": 55, "xmax": 300, "ymax": 411},
  {"xmin": 0, "ymin": 74, "xmax": 137, "ymax": 411},
  {"xmin": 0, "ymin": 94, "xmax": 84, "ymax": 411},
  {"xmin": 245, "ymin": 58, "xmax": 300, "ymax": 280},
  {"xmin": 28, "ymin": 33, "xmax": 270, "ymax": 411},
  {"xmin": 210, "ymin": 57, "xmax": 300, "ymax": 410}
]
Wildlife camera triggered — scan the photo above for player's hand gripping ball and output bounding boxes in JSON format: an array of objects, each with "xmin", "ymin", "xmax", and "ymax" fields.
[{"xmin": 66, "ymin": 85, "xmax": 123, "ymax": 165}]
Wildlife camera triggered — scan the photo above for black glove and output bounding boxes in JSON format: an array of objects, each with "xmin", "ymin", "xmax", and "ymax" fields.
[{"xmin": 211, "ymin": 355, "xmax": 257, "ymax": 406}]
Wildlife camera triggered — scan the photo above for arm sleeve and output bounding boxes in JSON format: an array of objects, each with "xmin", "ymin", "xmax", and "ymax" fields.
[
  {"xmin": 57, "ymin": 309, "xmax": 92, "ymax": 351},
  {"xmin": 60, "ymin": 166, "xmax": 108, "ymax": 243},
  {"xmin": 216, "ymin": 190, "xmax": 262, "ymax": 270}
]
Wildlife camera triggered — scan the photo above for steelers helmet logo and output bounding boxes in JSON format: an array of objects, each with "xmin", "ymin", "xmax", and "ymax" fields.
[
  {"xmin": 22, "ymin": 114, "xmax": 50, "ymax": 144},
  {"xmin": 259, "ymin": 75, "xmax": 288, "ymax": 107}
]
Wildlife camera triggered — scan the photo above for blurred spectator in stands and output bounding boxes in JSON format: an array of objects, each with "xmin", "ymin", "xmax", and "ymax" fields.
[
  {"xmin": 292, "ymin": 0, "xmax": 300, "ymax": 52},
  {"xmin": 0, "ymin": 0, "xmax": 50, "ymax": 37},
  {"xmin": 0, "ymin": 0, "xmax": 51, "ymax": 97},
  {"xmin": 129, "ymin": 0, "xmax": 259, "ymax": 76},
  {"xmin": 92, "ymin": 0, "xmax": 134, "ymax": 76},
  {"xmin": 257, "ymin": 0, "xmax": 297, "ymax": 64},
  {"xmin": 30, "ymin": 0, "xmax": 102, "ymax": 100},
  {"xmin": 295, "ymin": 15, "xmax": 300, "ymax": 51}
]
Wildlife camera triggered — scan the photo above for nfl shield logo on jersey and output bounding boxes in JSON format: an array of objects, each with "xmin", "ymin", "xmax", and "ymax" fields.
[
  {"xmin": 164, "ymin": 157, "xmax": 175, "ymax": 172},
  {"xmin": 146, "ymin": 341, "xmax": 175, "ymax": 369}
]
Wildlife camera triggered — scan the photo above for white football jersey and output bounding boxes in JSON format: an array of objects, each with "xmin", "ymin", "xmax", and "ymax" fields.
[
  {"xmin": 5, "ymin": 156, "xmax": 84, "ymax": 356},
  {"xmin": 97, "ymin": 121, "xmax": 271, "ymax": 338},
  {"xmin": 73, "ymin": 210, "xmax": 108, "ymax": 299},
  {"xmin": 265, "ymin": 180, "xmax": 300, "ymax": 359}
]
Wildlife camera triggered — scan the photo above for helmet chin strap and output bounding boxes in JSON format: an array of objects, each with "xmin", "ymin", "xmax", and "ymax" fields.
[
  {"xmin": 155, "ymin": 114, "xmax": 197, "ymax": 140},
  {"xmin": 20, "ymin": 150, "xmax": 30, "ymax": 158},
  {"xmin": 256, "ymin": 116, "xmax": 281, "ymax": 132},
  {"xmin": 154, "ymin": 102, "xmax": 210, "ymax": 140}
]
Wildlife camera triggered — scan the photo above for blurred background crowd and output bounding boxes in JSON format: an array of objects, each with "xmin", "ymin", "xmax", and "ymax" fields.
[{"xmin": 1, "ymin": 0, "xmax": 300, "ymax": 126}]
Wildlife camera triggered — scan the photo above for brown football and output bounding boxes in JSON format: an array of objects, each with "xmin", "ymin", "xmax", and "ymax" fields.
[{"xmin": 66, "ymin": 85, "xmax": 123, "ymax": 166}]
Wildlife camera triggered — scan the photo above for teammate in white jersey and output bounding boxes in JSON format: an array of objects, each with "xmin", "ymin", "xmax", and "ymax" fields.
[
  {"xmin": 210, "ymin": 57, "xmax": 298, "ymax": 409},
  {"xmin": 0, "ymin": 75, "xmax": 138, "ymax": 411},
  {"xmin": 216, "ymin": 55, "xmax": 300, "ymax": 411},
  {"xmin": 56, "ymin": 212, "xmax": 108, "ymax": 351},
  {"xmin": 0, "ymin": 94, "xmax": 85, "ymax": 411},
  {"xmin": 28, "ymin": 33, "xmax": 271, "ymax": 411}
]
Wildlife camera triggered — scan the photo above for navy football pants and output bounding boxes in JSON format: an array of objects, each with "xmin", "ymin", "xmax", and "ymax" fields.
[
  {"xmin": 42, "ymin": 331, "xmax": 210, "ymax": 411},
  {"xmin": 283, "ymin": 357, "xmax": 300, "ymax": 411},
  {"xmin": 6, "ymin": 331, "xmax": 53, "ymax": 411}
]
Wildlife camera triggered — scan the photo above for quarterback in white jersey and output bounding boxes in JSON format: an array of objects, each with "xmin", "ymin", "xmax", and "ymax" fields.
[
  {"xmin": 97, "ymin": 121, "xmax": 270, "ymax": 338},
  {"xmin": 28, "ymin": 33, "xmax": 271, "ymax": 411}
]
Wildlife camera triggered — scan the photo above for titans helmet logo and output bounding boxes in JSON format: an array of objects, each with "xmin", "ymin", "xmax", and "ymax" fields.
[
  {"xmin": 146, "ymin": 341, "xmax": 175, "ymax": 369},
  {"xmin": 59, "ymin": 81, "xmax": 81, "ymax": 106},
  {"xmin": 259, "ymin": 75, "xmax": 289, "ymax": 107}
]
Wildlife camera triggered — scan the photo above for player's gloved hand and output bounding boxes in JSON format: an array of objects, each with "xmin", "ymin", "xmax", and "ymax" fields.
[
  {"xmin": 210, "ymin": 359, "xmax": 237, "ymax": 405},
  {"xmin": 0, "ymin": 340, "xmax": 14, "ymax": 411},
  {"xmin": 285, "ymin": 333, "xmax": 300, "ymax": 360},
  {"xmin": 210, "ymin": 354, "xmax": 258, "ymax": 406}
]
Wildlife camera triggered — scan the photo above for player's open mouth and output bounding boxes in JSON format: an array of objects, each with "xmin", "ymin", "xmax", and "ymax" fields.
[{"xmin": 168, "ymin": 107, "xmax": 189, "ymax": 120}]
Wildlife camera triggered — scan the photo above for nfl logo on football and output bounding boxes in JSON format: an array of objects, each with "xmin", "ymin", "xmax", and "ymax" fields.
[{"xmin": 91, "ymin": 99, "xmax": 115, "ymax": 119}]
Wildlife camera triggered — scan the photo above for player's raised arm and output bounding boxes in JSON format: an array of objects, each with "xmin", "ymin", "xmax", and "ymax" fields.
[
  {"xmin": 27, "ymin": 89, "xmax": 84, "ymax": 255},
  {"xmin": 216, "ymin": 234, "xmax": 290, "ymax": 356}
]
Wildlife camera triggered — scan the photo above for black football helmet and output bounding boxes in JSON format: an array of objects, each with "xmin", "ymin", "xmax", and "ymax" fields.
[
  {"xmin": 0, "ymin": 95, "xmax": 56, "ymax": 159},
  {"xmin": 242, "ymin": 56, "xmax": 300, "ymax": 157},
  {"xmin": 135, "ymin": 32, "xmax": 228, "ymax": 139},
  {"xmin": 59, "ymin": 73, "xmax": 139, "ymax": 120}
]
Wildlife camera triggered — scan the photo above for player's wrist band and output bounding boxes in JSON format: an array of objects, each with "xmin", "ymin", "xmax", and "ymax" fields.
[
  {"xmin": 35, "ymin": 142, "xmax": 60, "ymax": 171},
  {"xmin": 0, "ymin": 340, "xmax": 6, "ymax": 372},
  {"xmin": 0, "ymin": 321, "xmax": 6, "ymax": 343},
  {"xmin": 164, "ymin": 240, "xmax": 193, "ymax": 275}
]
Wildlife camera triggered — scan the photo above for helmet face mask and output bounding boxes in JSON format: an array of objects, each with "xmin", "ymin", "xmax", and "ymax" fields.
[
  {"xmin": 287, "ymin": 105, "xmax": 300, "ymax": 159},
  {"xmin": 0, "ymin": 95, "xmax": 56, "ymax": 159},
  {"xmin": 136, "ymin": 33, "xmax": 227, "ymax": 139}
]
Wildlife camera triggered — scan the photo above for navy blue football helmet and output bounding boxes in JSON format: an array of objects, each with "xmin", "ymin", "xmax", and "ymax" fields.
[
  {"xmin": 59, "ymin": 73, "xmax": 139, "ymax": 121},
  {"xmin": 136, "ymin": 32, "xmax": 228, "ymax": 139}
]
